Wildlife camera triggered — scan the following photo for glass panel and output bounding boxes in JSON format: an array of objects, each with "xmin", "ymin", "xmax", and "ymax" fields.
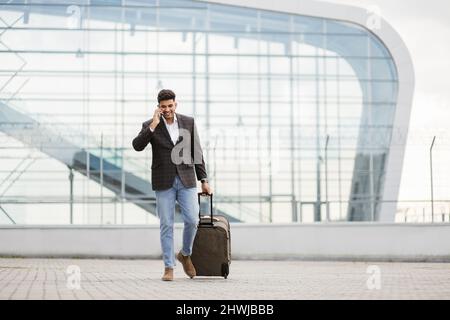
[{"xmin": 0, "ymin": 1, "xmax": 398, "ymax": 224}]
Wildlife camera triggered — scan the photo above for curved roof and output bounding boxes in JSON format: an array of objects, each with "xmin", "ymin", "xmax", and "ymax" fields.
[{"xmin": 200, "ymin": 0, "xmax": 414, "ymax": 221}]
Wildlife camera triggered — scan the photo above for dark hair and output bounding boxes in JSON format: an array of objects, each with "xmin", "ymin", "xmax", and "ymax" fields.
[{"xmin": 157, "ymin": 89, "xmax": 176, "ymax": 103}]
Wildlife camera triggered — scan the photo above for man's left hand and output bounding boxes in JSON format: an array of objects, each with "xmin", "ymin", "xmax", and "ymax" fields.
[{"xmin": 201, "ymin": 182, "xmax": 212, "ymax": 194}]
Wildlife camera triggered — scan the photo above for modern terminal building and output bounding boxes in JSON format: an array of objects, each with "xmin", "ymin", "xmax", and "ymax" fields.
[{"xmin": 0, "ymin": 0, "xmax": 414, "ymax": 225}]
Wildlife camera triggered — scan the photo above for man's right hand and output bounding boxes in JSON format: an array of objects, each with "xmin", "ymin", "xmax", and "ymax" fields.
[{"xmin": 149, "ymin": 108, "xmax": 161, "ymax": 131}]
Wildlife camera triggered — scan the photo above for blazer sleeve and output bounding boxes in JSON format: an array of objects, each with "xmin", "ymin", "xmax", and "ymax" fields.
[
  {"xmin": 192, "ymin": 119, "xmax": 207, "ymax": 181},
  {"xmin": 132, "ymin": 121, "xmax": 153, "ymax": 152}
]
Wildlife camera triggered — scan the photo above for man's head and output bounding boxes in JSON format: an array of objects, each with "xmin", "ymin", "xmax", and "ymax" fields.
[{"xmin": 157, "ymin": 89, "xmax": 177, "ymax": 121}]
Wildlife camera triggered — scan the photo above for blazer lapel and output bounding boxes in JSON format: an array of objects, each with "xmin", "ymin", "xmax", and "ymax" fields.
[
  {"xmin": 174, "ymin": 113, "xmax": 185, "ymax": 146},
  {"xmin": 157, "ymin": 117, "xmax": 174, "ymax": 146}
]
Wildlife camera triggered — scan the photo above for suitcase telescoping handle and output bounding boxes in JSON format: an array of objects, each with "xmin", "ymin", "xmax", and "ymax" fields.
[{"xmin": 198, "ymin": 192, "xmax": 213, "ymax": 225}]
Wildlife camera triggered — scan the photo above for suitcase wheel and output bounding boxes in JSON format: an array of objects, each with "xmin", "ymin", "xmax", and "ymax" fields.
[{"xmin": 221, "ymin": 263, "xmax": 229, "ymax": 279}]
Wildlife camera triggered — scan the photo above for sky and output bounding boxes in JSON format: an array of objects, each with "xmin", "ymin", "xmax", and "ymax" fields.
[{"xmin": 323, "ymin": 0, "xmax": 450, "ymax": 204}]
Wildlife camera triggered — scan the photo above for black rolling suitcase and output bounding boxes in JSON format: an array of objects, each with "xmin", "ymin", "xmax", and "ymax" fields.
[{"xmin": 191, "ymin": 193, "xmax": 231, "ymax": 279}]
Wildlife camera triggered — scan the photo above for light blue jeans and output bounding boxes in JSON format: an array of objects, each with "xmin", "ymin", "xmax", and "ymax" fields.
[{"xmin": 155, "ymin": 175, "xmax": 199, "ymax": 268}]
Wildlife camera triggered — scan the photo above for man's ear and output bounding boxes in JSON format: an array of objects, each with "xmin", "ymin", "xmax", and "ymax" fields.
[{"xmin": 174, "ymin": 101, "xmax": 178, "ymax": 109}]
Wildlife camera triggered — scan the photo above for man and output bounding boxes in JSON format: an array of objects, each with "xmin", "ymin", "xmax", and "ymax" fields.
[{"xmin": 132, "ymin": 89, "xmax": 211, "ymax": 281}]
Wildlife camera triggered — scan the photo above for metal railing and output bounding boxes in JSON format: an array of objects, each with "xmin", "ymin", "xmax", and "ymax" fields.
[{"xmin": 1, "ymin": 196, "xmax": 450, "ymax": 225}]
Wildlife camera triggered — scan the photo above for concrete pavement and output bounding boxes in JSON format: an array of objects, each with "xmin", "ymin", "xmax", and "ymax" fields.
[{"xmin": 0, "ymin": 258, "xmax": 449, "ymax": 300}]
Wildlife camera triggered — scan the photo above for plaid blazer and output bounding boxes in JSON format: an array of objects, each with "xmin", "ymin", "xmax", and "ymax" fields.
[{"xmin": 132, "ymin": 113, "xmax": 207, "ymax": 191}]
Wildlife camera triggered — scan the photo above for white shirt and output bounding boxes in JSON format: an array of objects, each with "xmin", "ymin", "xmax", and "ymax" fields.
[{"xmin": 162, "ymin": 113, "xmax": 179, "ymax": 145}]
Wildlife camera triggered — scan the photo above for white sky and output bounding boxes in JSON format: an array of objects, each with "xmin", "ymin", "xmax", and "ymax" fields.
[{"xmin": 323, "ymin": 0, "xmax": 450, "ymax": 202}]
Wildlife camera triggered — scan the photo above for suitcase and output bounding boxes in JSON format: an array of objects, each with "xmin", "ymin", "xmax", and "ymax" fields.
[{"xmin": 191, "ymin": 193, "xmax": 231, "ymax": 279}]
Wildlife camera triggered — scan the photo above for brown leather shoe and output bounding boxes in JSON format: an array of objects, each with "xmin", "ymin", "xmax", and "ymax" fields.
[
  {"xmin": 177, "ymin": 251, "xmax": 196, "ymax": 279},
  {"xmin": 161, "ymin": 267, "xmax": 173, "ymax": 281}
]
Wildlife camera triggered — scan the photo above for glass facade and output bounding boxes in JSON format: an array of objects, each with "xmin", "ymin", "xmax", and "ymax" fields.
[{"xmin": 0, "ymin": 0, "xmax": 398, "ymax": 224}]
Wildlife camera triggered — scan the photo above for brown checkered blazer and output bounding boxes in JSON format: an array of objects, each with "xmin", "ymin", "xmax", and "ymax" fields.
[{"xmin": 132, "ymin": 113, "xmax": 207, "ymax": 191}]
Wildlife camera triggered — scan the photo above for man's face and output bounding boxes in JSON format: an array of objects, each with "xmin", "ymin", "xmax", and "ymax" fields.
[{"xmin": 158, "ymin": 99, "xmax": 177, "ymax": 120}]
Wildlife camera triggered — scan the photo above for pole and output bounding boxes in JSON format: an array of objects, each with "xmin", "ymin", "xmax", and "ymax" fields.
[
  {"xmin": 325, "ymin": 134, "xmax": 330, "ymax": 222},
  {"xmin": 430, "ymin": 136, "xmax": 436, "ymax": 223},
  {"xmin": 100, "ymin": 132, "xmax": 104, "ymax": 224},
  {"xmin": 69, "ymin": 166, "xmax": 74, "ymax": 224}
]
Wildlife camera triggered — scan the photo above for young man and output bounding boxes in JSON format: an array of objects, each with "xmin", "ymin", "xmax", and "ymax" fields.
[{"xmin": 132, "ymin": 89, "xmax": 211, "ymax": 281}]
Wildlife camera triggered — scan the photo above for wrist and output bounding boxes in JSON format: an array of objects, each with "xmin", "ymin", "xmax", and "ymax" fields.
[{"xmin": 201, "ymin": 178, "xmax": 208, "ymax": 184}]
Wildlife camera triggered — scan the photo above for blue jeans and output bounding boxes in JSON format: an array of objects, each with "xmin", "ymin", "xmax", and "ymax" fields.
[{"xmin": 155, "ymin": 175, "xmax": 199, "ymax": 268}]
